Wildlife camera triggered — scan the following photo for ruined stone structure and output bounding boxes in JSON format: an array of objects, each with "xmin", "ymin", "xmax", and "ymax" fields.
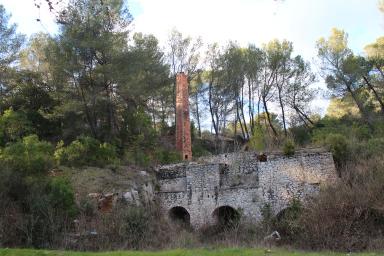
[
  {"xmin": 175, "ymin": 72, "xmax": 192, "ymax": 160},
  {"xmin": 156, "ymin": 149, "xmax": 337, "ymax": 228}
]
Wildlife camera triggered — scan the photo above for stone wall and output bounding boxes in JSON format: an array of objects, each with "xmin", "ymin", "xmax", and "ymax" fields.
[{"xmin": 156, "ymin": 149, "xmax": 337, "ymax": 228}]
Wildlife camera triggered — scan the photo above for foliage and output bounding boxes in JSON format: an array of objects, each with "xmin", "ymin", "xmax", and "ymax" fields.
[
  {"xmin": 0, "ymin": 4, "xmax": 24, "ymax": 72},
  {"xmin": 155, "ymin": 148, "xmax": 181, "ymax": 164},
  {"xmin": 0, "ymin": 134, "xmax": 54, "ymax": 174},
  {"xmin": 55, "ymin": 136, "xmax": 119, "ymax": 167},
  {"xmin": 191, "ymin": 140, "xmax": 211, "ymax": 158},
  {"xmin": 324, "ymin": 134, "xmax": 349, "ymax": 170},
  {"xmin": 248, "ymin": 125, "xmax": 265, "ymax": 151},
  {"xmin": 282, "ymin": 139, "xmax": 295, "ymax": 156},
  {"xmin": 117, "ymin": 206, "xmax": 158, "ymax": 248},
  {"xmin": 297, "ymin": 158, "xmax": 384, "ymax": 251},
  {"xmin": 48, "ymin": 177, "xmax": 76, "ymax": 216},
  {"xmin": 0, "ymin": 109, "xmax": 34, "ymax": 146}
]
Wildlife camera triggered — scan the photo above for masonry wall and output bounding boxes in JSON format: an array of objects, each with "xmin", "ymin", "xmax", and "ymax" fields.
[{"xmin": 156, "ymin": 150, "xmax": 337, "ymax": 228}]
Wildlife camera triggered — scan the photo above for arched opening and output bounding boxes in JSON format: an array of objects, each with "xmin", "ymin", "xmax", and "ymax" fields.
[
  {"xmin": 212, "ymin": 206, "xmax": 240, "ymax": 227},
  {"xmin": 168, "ymin": 206, "xmax": 190, "ymax": 227},
  {"xmin": 273, "ymin": 202, "xmax": 302, "ymax": 240}
]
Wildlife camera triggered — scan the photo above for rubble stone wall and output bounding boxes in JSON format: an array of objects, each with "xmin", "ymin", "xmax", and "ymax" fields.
[{"xmin": 156, "ymin": 150, "xmax": 337, "ymax": 228}]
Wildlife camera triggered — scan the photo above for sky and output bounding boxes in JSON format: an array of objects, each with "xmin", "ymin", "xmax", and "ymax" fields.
[{"xmin": 0, "ymin": 0, "xmax": 383, "ymax": 115}]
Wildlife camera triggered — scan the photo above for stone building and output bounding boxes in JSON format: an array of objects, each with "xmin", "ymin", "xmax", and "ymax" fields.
[{"xmin": 156, "ymin": 149, "xmax": 337, "ymax": 228}]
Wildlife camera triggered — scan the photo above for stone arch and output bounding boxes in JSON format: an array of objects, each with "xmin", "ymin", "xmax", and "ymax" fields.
[
  {"xmin": 274, "ymin": 205, "xmax": 301, "ymax": 237},
  {"xmin": 168, "ymin": 206, "xmax": 190, "ymax": 226},
  {"xmin": 212, "ymin": 205, "xmax": 240, "ymax": 226}
]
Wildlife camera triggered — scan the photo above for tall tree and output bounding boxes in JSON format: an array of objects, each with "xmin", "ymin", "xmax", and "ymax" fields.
[
  {"xmin": 364, "ymin": 37, "xmax": 384, "ymax": 116},
  {"xmin": 166, "ymin": 29, "xmax": 202, "ymax": 123},
  {"xmin": 48, "ymin": 0, "xmax": 132, "ymax": 141},
  {"xmin": 190, "ymin": 70, "xmax": 204, "ymax": 138},
  {"xmin": 118, "ymin": 33, "xmax": 171, "ymax": 132},
  {"xmin": 0, "ymin": 5, "xmax": 25, "ymax": 112},
  {"xmin": 261, "ymin": 42, "xmax": 279, "ymax": 137},
  {"xmin": 204, "ymin": 43, "xmax": 234, "ymax": 138},
  {"xmin": 222, "ymin": 43, "xmax": 249, "ymax": 140},
  {"xmin": 265, "ymin": 39, "xmax": 293, "ymax": 137},
  {"xmin": 244, "ymin": 44, "xmax": 264, "ymax": 133},
  {"xmin": 317, "ymin": 28, "xmax": 373, "ymax": 126},
  {"xmin": 286, "ymin": 56, "xmax": 317, "ymax": 127}
]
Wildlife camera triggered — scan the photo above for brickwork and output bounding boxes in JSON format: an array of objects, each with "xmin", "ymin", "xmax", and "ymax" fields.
[
  {"xmin": 175, "ymin": 73, "xmax": 192, "ymax": 160},
  {"xmin": 156, "ymin": 149, "xmax": 337, "ymax": 228}
]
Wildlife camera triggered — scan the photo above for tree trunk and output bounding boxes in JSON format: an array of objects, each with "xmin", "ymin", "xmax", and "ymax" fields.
[
  {"xmin": 208, "ymin": 81, "xmax": 218, "ymax": 137},
  {"xmin": 363, "ymin": 75, "xmax": 384, "ymax": 116},
  {"xmin": 262, "ymin": 95, "xmax": 278, "ymax": 137},
  {"xmin": 240, "ymin": 85, "xmax": 250, "ymax": 140},
  {"xmin": 278, "ymin": 88, "xmax": 287, "ymax": 137},
  {"xmin": 248, "ymin": 79, "xmax": 255, "ymax": 135},
  {"xmin": 346, "ymin": 84, "xmax": 373, "ymax": 127},
  {"xmin": 294, "ymin": 106, "xmax": 314, "ymax": 125},
  {"xmin": 236, "ymin": 98, "xmax": 246, "ymax": 140},
  {"xmin": 194, "ymin": 88, "xmax": 201, "ymax": 137}
]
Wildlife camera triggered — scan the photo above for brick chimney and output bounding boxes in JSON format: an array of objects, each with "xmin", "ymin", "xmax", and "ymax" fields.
[{"xmin": 175, "ymin": 72, "xmax": 192, "ymax": 161}]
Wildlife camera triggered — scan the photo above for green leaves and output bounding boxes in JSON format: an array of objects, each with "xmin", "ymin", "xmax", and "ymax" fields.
[
  {"xmin": 0, "ymin": 109, "xmax": 34, "ymax": 145},
  {"xmin": 54, "ymin": 136, "xmax": 119, "ymax": 167},
  {"xmin": 0, "ymin": 5, "xmax": 25, "ymax": 68},
  {"xmin": 0, "ymin": 135, "xmax": 54, "ymax": 174}
]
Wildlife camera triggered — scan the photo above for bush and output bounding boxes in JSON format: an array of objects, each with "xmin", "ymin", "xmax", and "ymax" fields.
[
  {"xmin": 0, "ymin": 109, "xmax": 34, "ymax": 146},
  {"xmin": 325, "ymin": 134, "xmax": 348, "ymax": 169},
  {"xmin": 55, "ymin": 136, "xmax": 119, "ymax": 167},
  {"xmin": 155, "ymin": 148, "xmax": 181, "ymax": 164},
  {"xmin": 297, "ymin": 158, "xmax": 384, "ymax": 251},
  {"xmin": 48, "ymin": 177, "xmax": 77, "ymax": 216},
  {"xmin": 249, "ymin": 125, "xmax": 265, "ymax": 151},
  {"xmin": 351, "ymin": 137, "xmax": 384, "ymax": 159},
  {"xmin": 0, "ymin": 135, "xmax": 54, "ymax": 174},
  {"xmin": 71, "ymin": 203, "xmax": 171, "ymax": 250},
  {"xmin": 124, "ymin": 148, "xmax": 151, "ymax": 166},
  {"xmin": 0, "ymin": 136, "xmax": 76, "ymax": 248},
  {"xmin": 282, "ymin": 140, "xmax": 295, "ymax": 156}
]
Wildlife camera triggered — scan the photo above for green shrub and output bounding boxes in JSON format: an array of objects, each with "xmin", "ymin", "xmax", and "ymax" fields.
[
  {"xmin": 0, "ymin": 135, "xmax": 54, "ymax": 174},
  {"xmin": 48, "ymin": 177, "xmax": 76, "ymax": 216},
  {"xmin": 192, "ymin": 139, "xmax": 211, "ymax": 158},
  {"xmin": 282, "ymin": 140, "xmax": 295, "ymax": 156},
  {"xmin": 290, "ymin": 126, "xmax": 311, "ymax": 145},
  {"xmin": 155, "ymin": 148, "xmax": 181, "ymax": 164},
  {"xmin": 249, "ymin": 125, "xmax": 265, "ymax": 151},
  {"xmin": 351, "ymin": 137, "xmax": 384, "ymax": 159},
  {"xmin": 0, "ymin": 109, "xmax": 34, "ymax": 146},
  {"xmin": 325, "ymin": 134, "xmax": 348, "ymax": 169},
  {"xmin": 124, "ymin": 148, "xmax": 151, "ymax": 166},
  {"xmin": 55, "ymin": 136, "xmax": 119, "ymax": 167}
]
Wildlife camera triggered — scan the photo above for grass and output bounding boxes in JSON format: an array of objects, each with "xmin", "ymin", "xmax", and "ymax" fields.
[{"xmin": 0, "ymin": 248, "xmax": 382, "ymax": 256}]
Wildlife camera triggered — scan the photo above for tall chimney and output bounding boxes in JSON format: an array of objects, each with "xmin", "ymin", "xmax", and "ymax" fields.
[{"xmin": 175, "ymin": 72, "xmax": 192, "ymax": 161}]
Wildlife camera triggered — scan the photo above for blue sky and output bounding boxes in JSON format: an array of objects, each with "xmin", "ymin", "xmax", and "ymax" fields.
[{"xmin": 0, "ymin": 0, "xmax": 383, "ymax": 115}]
